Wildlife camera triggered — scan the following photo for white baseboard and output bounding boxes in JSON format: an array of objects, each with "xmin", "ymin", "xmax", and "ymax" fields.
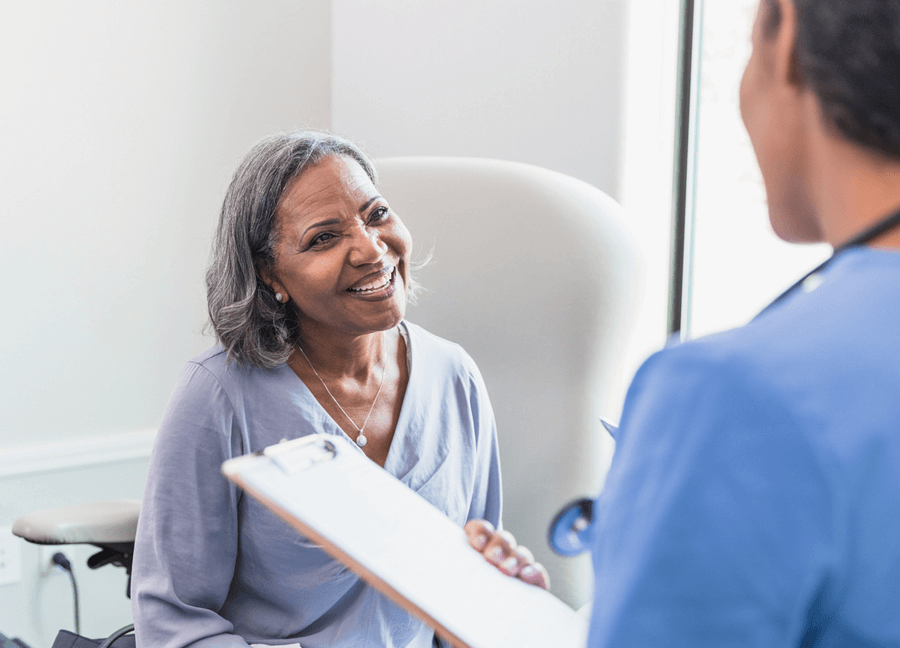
[{"xmin": 0, "ymin": 430, "xmax": 157, "ymax": 478}]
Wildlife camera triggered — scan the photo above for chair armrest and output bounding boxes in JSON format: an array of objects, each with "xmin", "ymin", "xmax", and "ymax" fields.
[{"xmin": 12, "ymin": 499, "xmax": 140, "ymax": 545}]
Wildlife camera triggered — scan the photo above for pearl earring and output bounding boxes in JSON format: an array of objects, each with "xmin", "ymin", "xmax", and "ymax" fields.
[{"xmin": 275, "ymin": 293, "xmax": 283, "ymax": 302}]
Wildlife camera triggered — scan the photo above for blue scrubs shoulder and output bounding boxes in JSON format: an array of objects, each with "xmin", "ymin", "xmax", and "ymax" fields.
[{"xmin": 589, "ymin": 248, "xmax": 900, "ymax": 647}]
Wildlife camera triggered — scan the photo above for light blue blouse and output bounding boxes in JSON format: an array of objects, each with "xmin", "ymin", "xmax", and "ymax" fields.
[
  {"xmin": 132, "ymin": 321, "xmax": 502, "ymax": 648},
  {"xmin": 589, "ymin": 248, "xmax": 900, "ymax": 646}
]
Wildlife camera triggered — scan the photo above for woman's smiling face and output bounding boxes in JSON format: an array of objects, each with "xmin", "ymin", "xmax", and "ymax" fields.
[{"xmin": 266, "ymin": 155, "xmax": 412, "ymax": 339}]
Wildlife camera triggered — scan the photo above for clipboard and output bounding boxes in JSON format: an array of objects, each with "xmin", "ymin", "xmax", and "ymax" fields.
[{"xmin": 221, "ymin": 434, "xmax": 587, "ymax": 648}]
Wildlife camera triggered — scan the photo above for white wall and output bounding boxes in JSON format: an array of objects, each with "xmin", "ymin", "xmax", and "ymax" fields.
[
  {"xmin": 0, "ymin": 1, "xmax": 331, "ymax": 643},
  {"xmin": 332, "ymin": 0, "xmax": 678, "ymax": 407},
  {"xmin": 0, "ymin": 0, "xmax": 331, "ymax": 454},
  {"xmin": 332, "ymin": 0, "xmax": 628, "ymax": 197}
]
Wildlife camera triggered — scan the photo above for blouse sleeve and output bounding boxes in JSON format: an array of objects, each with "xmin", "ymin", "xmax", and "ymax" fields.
[
  {"xmin": 462, "ymin": 353, "xmax": 503, "ymax": 529},
  {"xmin": 587, "ymin": 348, "xmax": 834, "ymax": 647},
  {"xmin": 132, "ymin": 362, "xmax": 252, "ymax": 648}
]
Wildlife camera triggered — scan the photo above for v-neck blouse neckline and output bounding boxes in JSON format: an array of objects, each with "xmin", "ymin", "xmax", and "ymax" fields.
[{"xmin": 286, "ymin": 321, "xmax": 414, "ymax": 471}]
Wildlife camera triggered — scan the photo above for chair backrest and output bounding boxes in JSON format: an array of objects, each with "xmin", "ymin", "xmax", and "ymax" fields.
[{"xmin": 375, "ymin": 157, "xmax": 640, "ymax": 606}]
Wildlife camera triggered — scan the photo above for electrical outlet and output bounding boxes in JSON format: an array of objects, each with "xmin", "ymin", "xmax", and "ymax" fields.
[
  {"xmin": 39, "ymin": 545, "xmax": 75, "ymax": 578},
  {"xmin": 0, "ymin": 527, "xmax": 22, "ymax": 586},
  {"xmin": 41, "ymin": 545, "xmax": 63, "ymax": 575}
]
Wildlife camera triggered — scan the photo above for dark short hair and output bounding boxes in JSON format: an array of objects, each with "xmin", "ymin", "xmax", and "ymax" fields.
[
  {"xmin": 767, "ymin": 0, "xmax": 900, "ymax": 158},
  {"xmin": 205, "ymin": 131, "xmax": 377, "ymax": 368}
]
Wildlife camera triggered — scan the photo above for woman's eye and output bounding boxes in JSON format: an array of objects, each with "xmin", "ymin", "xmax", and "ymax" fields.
[
  {"xmin": 369, "ymin": 206, "xmax": 389, "ymax": 224},
  {"xmin": 310, "ymin": 232, "xmax": 336, "ymax": 247}
]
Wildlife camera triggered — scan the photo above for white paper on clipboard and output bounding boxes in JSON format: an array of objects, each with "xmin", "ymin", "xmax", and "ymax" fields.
[{"xmin": 221, "ymin": 434, "xmax": 587, "ymax": 648}]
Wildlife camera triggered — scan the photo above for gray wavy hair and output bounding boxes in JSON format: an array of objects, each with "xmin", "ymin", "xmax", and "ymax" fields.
[{"xmin": 205, "ymin": 131, "xmax": 380, "ymax": 369}]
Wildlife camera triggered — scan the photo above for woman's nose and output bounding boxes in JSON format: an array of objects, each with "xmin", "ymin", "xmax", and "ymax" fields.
[{"xmin": 348, "ymin": 226, "xmax": 387, "ymax": 265}]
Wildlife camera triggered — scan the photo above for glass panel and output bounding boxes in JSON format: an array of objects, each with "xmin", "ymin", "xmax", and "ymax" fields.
[{"xmin": 685, "ymin": 0, "xmax": 829, "ymax": 339}]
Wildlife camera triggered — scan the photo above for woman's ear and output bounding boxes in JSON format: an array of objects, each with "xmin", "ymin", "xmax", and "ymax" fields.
[{"xmin": 259, "ymin": 266, "xmax": 289, "ymax": 304}]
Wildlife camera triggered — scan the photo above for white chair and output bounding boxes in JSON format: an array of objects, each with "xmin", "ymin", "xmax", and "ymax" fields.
[{"xmin": 375, "ymin": 157, "xmax": 640, "ymax": 607}]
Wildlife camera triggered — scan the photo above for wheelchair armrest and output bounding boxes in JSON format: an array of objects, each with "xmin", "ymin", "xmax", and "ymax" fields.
[{"xmin": 12, "ymin": 499, "xmax": 140, "ymax": 546}]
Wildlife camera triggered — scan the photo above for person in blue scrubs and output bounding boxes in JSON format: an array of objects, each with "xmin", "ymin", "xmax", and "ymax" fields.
[{"xmin": 587, "ymin": 0, "xmax": 900, "ymax": 645}]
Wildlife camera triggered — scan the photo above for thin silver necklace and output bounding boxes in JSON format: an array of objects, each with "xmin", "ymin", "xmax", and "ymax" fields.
[{"xmin": 296, "ymin": 334, "xmax": 387, "ymax": 448}]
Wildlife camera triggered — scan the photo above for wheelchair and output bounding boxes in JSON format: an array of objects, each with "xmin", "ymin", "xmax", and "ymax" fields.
[{"xmin": 12, "ymin": 500, "xmax": 140, "ymax": 648}]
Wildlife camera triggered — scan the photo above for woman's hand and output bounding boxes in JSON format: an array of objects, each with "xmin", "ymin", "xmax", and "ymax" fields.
[{"xmin": 464, "ymin": 520, "xmax": 550, "ymax": 590}]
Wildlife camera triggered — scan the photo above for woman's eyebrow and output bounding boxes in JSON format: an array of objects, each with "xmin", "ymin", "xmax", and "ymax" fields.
[{"xmin": 358, "ymin": 196, "xmax": 382, "ymax": 213}]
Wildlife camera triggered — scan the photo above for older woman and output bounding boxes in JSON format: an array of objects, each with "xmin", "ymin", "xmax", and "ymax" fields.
[{"xmin": 131, "ymin": 132, "xmax": 544, "ymax": 648}]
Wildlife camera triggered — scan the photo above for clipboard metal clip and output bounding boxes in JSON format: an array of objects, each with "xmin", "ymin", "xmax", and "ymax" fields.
[{"xmin": 263, "ymin": 436, "xmax": 337, "ymax": 475}]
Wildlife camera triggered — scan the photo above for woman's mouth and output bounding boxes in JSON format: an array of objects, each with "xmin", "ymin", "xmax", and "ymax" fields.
[{"xmin": 348, "ymin": 266, "xmax": 396, "ymax": 296}]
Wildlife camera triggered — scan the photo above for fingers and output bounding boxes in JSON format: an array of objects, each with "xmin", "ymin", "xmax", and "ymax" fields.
[
  {"xmin": 518, "ymin": 560, "xmax": 550, "ymax": 590},
  {"xmin": 482, "ymin": 529, "xmax": 518, "ymax": 571},
  {"xmin": 463, "ymin": 520, "xmax": 551, "ymax": 590},
  {"xmin": 513, "ymin": 544, "xmax": 534, "ymax": 565},
  {"xmin": 465, "ymin": 519, "xmax": 516, "ymax": 567},
  {"xmin": 464, "ymin": 519, "xmax": 495, "ymax": 551},
  {"xmin": 495, "ymin": 543, "xmax": 549, "ymax": 590}
]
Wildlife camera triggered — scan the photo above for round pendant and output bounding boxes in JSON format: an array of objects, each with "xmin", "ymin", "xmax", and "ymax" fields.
[{"xmin": 356, "ymin": 434, "xmax": 367, "ymax": 447}]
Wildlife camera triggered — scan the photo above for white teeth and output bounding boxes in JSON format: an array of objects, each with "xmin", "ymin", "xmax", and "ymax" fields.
[{"xmin": 350, "ymin": 268, "xmax": 394, "ymax": 293}]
